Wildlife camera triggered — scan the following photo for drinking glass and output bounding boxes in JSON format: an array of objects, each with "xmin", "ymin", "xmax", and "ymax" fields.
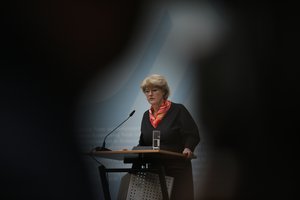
[{"xmin": 152, "ymin": 130, "xmax": 160, "ymax": 150}]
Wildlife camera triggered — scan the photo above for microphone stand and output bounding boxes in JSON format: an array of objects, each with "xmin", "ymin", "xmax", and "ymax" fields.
[{"xmin": 94, "ymin": 110, "xmax": 135, "ymax": 151}]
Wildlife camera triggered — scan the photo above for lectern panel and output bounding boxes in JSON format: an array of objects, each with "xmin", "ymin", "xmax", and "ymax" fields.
[{"xmin": 118, "ymin": 172, "xmax": 174, "ymax": 200}]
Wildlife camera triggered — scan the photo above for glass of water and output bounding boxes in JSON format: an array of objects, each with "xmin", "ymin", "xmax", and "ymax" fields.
[{"xmin": 152, "ymin": 130, "xmax": 160, "ymax": 150}]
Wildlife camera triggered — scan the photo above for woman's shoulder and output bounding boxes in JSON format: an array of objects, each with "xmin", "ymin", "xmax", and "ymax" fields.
[
  {"xmin": 170, "ymin": 102, "xmax": 185, "ymax": 109},
  {"xmin": 143, "ymin": 109, "xmax": 149, "ymax": 116},
  {"xmin": 170, "ymin": 102, "xmax": 191, "ymax": 114}
]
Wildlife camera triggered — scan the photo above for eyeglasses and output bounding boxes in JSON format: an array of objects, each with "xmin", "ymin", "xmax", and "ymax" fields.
[{"xmin": 144, "ymin": 88, "xmax": 160, "ymax": 94}]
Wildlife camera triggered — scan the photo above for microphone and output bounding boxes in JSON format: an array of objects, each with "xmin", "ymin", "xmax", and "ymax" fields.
[{"xmin": 94, "ymin": 110, "xmax": 135, "ymax": 151}]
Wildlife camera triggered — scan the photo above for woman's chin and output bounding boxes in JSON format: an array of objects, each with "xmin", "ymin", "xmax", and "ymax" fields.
[{"xmin": 148, "ymin": 100, "xmax": 156, "ymax": 104}]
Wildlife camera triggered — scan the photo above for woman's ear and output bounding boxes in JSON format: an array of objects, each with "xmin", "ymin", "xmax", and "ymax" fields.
[{"xmin": 163, "ymin": 91, "xmax": 168, "ymax": 99}]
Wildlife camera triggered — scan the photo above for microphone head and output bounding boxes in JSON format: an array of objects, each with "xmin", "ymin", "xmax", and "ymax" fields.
[{"xmin": 129, "ymin": 110, "xmax": 135, "ymax": 117}]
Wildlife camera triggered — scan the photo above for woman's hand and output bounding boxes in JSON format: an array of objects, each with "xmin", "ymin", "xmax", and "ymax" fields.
[{"xmin": 182, "ymin": 148, "xmax": 193, "ymax": 158}]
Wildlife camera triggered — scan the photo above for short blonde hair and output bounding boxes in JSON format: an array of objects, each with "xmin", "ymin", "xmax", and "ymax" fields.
[{"xmin": 140, "ymin": 74, "xmax": 170, "ymax": 99}]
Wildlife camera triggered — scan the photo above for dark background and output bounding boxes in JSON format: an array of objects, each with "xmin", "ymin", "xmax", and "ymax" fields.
[
  {"xmin": 1, "ymin": 1, "xmax": 297, "ymax": 199},
  {"xmin": 195, "ymin": 2, "xmax": 298, "ymax": 199},
  {"xmin": 1, "ymin": 1, "xmax": 142, "ymax": 199}
]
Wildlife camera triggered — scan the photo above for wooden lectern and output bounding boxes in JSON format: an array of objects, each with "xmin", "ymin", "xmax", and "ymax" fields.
[{"xmin": 87, "ymin": 149, "xmax": 196, "ymax": 200}]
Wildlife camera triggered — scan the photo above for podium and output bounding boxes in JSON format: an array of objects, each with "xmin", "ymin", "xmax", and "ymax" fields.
[{"xmin": 87, "ymin": 149, "xmax": 196, "ymax": 200}]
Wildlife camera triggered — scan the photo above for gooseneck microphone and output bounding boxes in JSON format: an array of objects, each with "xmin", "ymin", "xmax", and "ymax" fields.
[{"xmin": 94, "ymin": 110, "xmax": 135, "ymax": 151}]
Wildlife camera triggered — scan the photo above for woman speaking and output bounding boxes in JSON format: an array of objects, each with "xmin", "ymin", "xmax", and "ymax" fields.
[{"xmin": 138, "ymin": 74, "xmax": 200, "ymax": 200}]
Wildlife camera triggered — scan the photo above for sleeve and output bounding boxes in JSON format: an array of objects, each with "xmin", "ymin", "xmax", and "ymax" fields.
[
  {"xmin": 138, "ymin": 111, "xmax": 147, "ymax": 146},
  {"xmin": 138, "ymin": 131, "xmax": 145, "ymax": 146},
  {"xmin": 179, "ymin": 104, "xmax": 200, "ymax": 152}
]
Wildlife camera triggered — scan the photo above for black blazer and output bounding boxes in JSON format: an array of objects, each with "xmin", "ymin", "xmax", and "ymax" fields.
[{"xmin": 139, "ymin": 102, "xmax": 200, "ymax": 153}]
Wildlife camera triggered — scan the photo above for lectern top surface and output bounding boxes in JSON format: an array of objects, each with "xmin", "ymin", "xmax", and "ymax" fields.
[{"xmin": 87, "ymin": 149, "xmax": 196, "ymax": 160}]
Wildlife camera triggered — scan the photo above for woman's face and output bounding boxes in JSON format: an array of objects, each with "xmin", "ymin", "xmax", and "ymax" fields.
[{"xmin": 144, "ymin": 87, "xmax": 165, "ymax": 107}]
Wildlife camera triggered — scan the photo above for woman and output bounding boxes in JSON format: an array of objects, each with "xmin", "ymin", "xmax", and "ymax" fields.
[{"xmin": 138, "ymin": 74, "xmax": 200, "ymax": 200}]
